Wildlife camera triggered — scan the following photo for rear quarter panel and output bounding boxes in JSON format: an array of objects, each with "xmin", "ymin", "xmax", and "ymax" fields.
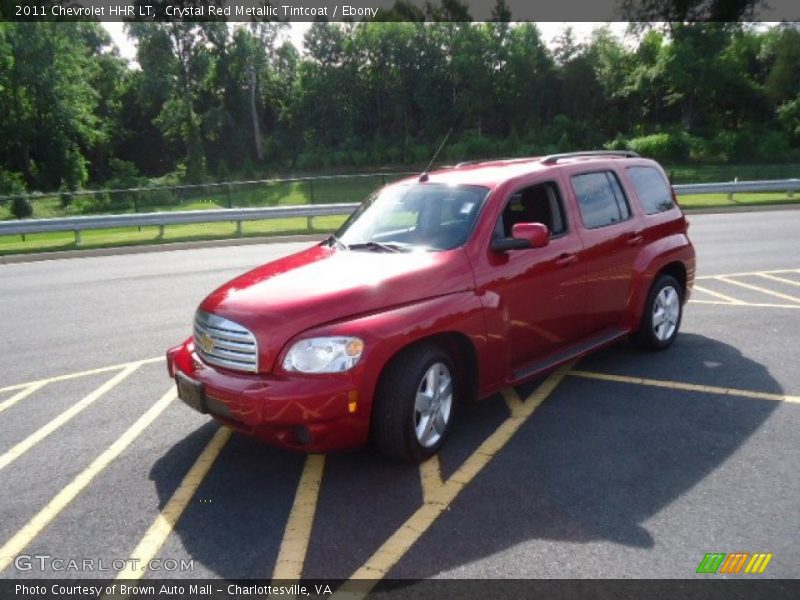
[{"xmin": 616, "ymin": 161, "xmax": 696, "ymax": 330}]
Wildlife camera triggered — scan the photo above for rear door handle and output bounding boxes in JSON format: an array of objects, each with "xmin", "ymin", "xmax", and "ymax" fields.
[
  {"xmin": 556, "ymin": 253, "xmax": 577, "ymax": 267},
  {"xmin": 627, "ymin": 231, "xmax": 644, "ymax": 246}
]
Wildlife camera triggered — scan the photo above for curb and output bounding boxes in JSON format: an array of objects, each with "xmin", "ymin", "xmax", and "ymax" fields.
[{"xmin": 0, "ymin": 233, "xmax": 325, "ymax": 265}]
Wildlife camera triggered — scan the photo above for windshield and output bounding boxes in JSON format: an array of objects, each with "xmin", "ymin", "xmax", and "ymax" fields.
[{"xmin": 332, "ymin": 183, "xmax": 489, "ymax": 252}]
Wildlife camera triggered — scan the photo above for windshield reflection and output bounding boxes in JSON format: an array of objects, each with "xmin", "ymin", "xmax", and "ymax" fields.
[{"xmin": 332, "ymin": 183, "xmax": 490, "ymax": 252}]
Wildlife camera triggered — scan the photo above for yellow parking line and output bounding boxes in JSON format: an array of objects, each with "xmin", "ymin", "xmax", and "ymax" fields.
[
  {"xmin": 0, "ymin": 356, "xmax": 163, "ymax": 394},
  {"xmin": 696, "ymin": 268, "xmax": 799, "ymax": 280},
  {"xmin": 716, "ymin": 276, "xmax": 800, "ymax": 304},
  {"xmin": 272, "ymin": 454, "xmax": 326, "ymax": 581},
  {"xmin": 334, "ymin": 363, "xmax": 572, "ymax": 597},
  {"xmin": 0, "ymin": 382, "xmax": 47, "ymax": 415},
  {"xmin": 501, "ymin": 387, "xmax": 525, "ymax": 417},
  {"xmin": 116, "ymin": 426, "xmax": 232, "ymax": 580},
  {"xmin": 569, "ymin": 370, "xmax": 800, "ymax": 404},
  {"xmin": 0, "ymin": 364, "xmax": 140, "ymax": 472},
  {"xmin": 0, "ymin": 387, "xmax": 176, "ymax": 572},
  {"xmin": 419, "ymin": 455, "xmax": 444, "ymax": 504},
  {"xmin": 689, "ymin": 299, "xmax": 800, "ymax": 310},
  {"xmin": 692, "ymin": 285, "xmax": 745, "ymax": 305},
  {"xmin": 756, "ymin": 272, "xmax": 800, "ymax": 287}
]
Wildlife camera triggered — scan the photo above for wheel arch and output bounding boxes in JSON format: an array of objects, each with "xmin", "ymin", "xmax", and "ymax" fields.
[
  {"xmin": 375, "ymin": 331, "xmax": 480, "ymax": 405},
  {"xmin": 626, "ymin": 237, "xmax": 693, "ymax": 331},
  {"xmin": 657, "ymin": 261, "xmax": 687, "ymax": 295}
]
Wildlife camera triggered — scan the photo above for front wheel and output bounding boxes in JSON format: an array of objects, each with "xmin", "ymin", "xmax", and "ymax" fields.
[
  {"xmin": 631, "ymin": 274, "xmax": 684, "ymax": 351},
  {"xmin": 371, "ymin": 344, "xmax": 457, "ymax": 463}
]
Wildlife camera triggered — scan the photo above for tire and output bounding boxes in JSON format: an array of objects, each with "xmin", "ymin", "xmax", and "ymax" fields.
[
  {"xmin": 371, "ymin": 344, "xmax": 457, "ymax": 463},
  {"xmin": 631, "ymin": 274, "xmax": 684, "ymax": 351}
]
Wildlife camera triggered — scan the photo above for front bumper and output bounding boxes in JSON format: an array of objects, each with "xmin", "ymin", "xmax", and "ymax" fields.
[{"xmin": 166, "ymin": 338, "xmax": 371, "ymax": 453}]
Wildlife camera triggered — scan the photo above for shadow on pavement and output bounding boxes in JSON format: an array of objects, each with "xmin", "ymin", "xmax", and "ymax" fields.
[{"xmin": 149, "ymin": 333, "xmax": 782, "ymax": 579}]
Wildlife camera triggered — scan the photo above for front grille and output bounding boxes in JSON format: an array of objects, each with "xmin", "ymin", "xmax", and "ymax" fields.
[{"xmin": 194, "ymin": 310, "xmax": 258, "ymax": 373}]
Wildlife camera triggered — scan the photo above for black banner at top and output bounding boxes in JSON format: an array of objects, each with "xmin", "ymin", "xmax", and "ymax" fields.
[{"xmin": 2, "ymin": 0, "xmax": 800, "ymax": 22}]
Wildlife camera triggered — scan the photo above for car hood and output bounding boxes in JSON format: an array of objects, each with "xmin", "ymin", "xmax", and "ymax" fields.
[{"xmin": 198, "ymin": 244, "xmax": 475, "ymax": 372}]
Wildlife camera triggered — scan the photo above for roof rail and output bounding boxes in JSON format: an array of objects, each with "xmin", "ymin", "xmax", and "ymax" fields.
[
  {"xmin": 540, "ymin": 150, "xmax": 640, "ymax": 165},
  {"xmin": 455, "ymin": 156, "xmax": 539, "ymax": 168}
]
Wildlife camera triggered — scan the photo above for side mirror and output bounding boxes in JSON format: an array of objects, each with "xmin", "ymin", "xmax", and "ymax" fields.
[
  {"xmin": 491, "ymin": 222, "xmax": 550, "ymax": 252},
  {"xmin": 512, "ymin": 222, "xmax": 550, "ymax": 248}
]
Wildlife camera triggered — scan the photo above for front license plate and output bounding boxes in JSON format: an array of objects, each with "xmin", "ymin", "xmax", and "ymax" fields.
[{"xmin": 176, "ymin": 372, "xmax": 207, "ymax": 414}]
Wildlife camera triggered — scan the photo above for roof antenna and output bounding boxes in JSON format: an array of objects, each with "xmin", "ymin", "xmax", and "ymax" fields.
[{"xmin": 419, "ymin": 125, "xmax": 454, "ymax": 182}]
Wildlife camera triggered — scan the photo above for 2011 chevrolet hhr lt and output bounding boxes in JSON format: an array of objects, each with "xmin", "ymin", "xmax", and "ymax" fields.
[{"xmin": 167, "ymin": 151, "xmax": 696, "ymax": 462}]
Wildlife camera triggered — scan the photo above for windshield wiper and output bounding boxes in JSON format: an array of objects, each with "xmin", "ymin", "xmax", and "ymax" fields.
[{"xmin": 346, "ymin": 241, "xmax": 409, "ymax": 253}]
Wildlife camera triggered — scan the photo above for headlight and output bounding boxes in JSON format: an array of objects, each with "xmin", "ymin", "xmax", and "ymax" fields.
[{"xmin": 282, "ymin": 337, "xmax": 365, "ymax": 373}]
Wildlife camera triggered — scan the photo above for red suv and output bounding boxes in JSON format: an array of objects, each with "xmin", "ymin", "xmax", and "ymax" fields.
[{"xmin": 167, "ymin": 151, "xmax": 695, "ymax": 462}]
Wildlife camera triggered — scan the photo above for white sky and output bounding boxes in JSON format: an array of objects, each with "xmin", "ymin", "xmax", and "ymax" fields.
[{"xmin": 102, "ymin": 22, "xmax": 631, "ymax": 63}]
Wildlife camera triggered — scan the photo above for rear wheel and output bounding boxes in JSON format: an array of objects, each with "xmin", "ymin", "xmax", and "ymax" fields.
[
  {"xmin": 632, "ymin": 274, "xmax": 683, "ymax": 351},
  {"xmin": 372, "ymin": 344, "xmax": 457, "ymax": 463}
]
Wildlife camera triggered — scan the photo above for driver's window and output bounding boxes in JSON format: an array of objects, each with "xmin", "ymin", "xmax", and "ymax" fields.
[{"xmin": 494, "ymin": 182, "xmax": 567, "ymax": 239}]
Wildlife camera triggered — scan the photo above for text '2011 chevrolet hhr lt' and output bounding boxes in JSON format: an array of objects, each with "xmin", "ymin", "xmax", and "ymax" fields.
[{"xmin": 167, "ymin": 151, "xmax": 696, "ymax": 462}]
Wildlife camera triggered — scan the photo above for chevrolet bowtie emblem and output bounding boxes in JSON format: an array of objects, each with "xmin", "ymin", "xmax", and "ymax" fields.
[{"xmin": 197, "ymin": 332, "xmax": 215, "ymax": 354}]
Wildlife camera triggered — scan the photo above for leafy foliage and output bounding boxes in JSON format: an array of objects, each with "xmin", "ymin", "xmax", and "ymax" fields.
[
  {"xmin": 10, "ymin": 196, "xmax": 32, "ymax": 219},
  {"xmin": 1, "ymin": 16, "xmax": 800, "ymax": 200}
]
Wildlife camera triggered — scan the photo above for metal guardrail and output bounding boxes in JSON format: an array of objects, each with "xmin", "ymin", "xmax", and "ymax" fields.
[
  {"xmin": 0, "ymin": 202, "xmax": 360, "ymax": 243},
  {"xmin": 0, "ymin": 178, "xmax": 798, "ymax": 245},
  {"xmin": 673, "ymin": 179, "xmax": 800, "ymax": 195}
]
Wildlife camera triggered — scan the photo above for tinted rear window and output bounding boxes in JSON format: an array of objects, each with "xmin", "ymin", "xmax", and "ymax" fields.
[{"xmin": 626, "ymin": 166, "xmax": 675, "ymax": 215}]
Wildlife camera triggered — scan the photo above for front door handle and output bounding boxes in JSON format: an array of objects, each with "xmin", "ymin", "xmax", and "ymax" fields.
[{"xmin": 556, "ymin": 253, "xmax": 577, "ymax": 267}]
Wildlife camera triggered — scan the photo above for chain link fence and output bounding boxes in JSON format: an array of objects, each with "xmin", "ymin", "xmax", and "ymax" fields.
[
  {"xmin": 3, "ymin": 164, "xmax": 799, "ymax": 222},
  {"xmin": 0, "ymin": 172, "xmax": 415, "ymax": 221},
  {"xmin": 665, "ymin": 163, "xmax": 799, "ymax": 184}
]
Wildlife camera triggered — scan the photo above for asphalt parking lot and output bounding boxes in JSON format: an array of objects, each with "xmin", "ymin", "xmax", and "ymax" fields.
[{"xmin": 0, "ymin": 210, "xmax": 798, "ymax": 588}]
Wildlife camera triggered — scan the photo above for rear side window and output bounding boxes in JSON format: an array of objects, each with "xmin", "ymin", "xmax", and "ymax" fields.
[
  {"xmin": 571, "ymin": 171, "xmax": 631, "ymax": 229},
  {"xmin": 626, "ymin": 166, "xmax": 675, "ymax": 214}
]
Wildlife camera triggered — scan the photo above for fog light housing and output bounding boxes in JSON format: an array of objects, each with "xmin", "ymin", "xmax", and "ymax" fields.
[{"xmin": 294, "ymin": 426, "xmax": 311, "ymax": 446}]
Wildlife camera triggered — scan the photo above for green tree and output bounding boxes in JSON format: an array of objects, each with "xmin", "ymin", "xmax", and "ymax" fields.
[
  {"xmin": 498, "ymin": 23, "xmax": 556, "ymax": 136},
  {"xmin": 128, "ymin": 23, "xmax": 211, "ymax": 182},
  {"xmin": 764, "ymin": 26, "xmax": 800, "ymax": 104},
  {"xmin": 0, "ymin": 23, "xmax": 100, "ymax": 190}
]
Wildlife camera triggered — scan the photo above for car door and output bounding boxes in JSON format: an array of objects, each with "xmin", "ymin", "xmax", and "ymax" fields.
[
  {"xmin": 475, "ymin": 179, "xmax": 588, "ymax": 374},
  {"xmin": 566, "ymin": 168, "xmax": 645, "ymax": 333}
]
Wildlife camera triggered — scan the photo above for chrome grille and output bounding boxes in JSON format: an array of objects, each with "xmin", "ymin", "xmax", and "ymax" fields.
[{"xmin": 194, "ymin": 310, "xmax": 258, "ymax": 373}]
